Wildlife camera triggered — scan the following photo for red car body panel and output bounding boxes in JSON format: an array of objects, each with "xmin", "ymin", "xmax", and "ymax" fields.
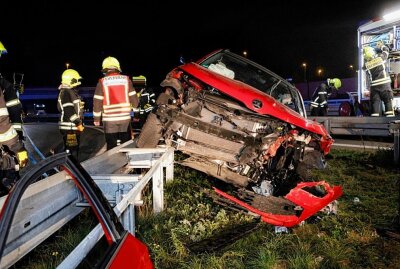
[
  {"xmin": 140, "ymin": 49, "xmax": 342, "ymax": 228},
  {"xmin": 214, "ymin": 181, "xmax": 343, "ymax": 227},
  {"xmin": 108, "ymin": 233, "xmax": 154, "ymax": 269},
  {"xmin": 179, "ymin": 63, "xmax": 333, "ymax": 153},
  {"xmin": 0, "ymin": 153, "xmax": 154, "ymax": 268}
]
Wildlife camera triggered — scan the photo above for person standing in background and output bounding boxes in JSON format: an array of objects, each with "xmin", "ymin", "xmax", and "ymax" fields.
[
  {"xmin": 310, "ymin": 78, "xmax": 342, "ymax": 116},
  {"xmin": 93, "ymin": 56, "xmax": 138, "ymax": 150},
  {"xmin": 57, "ymin": 69, "xmax": 85, "ymax": 160},
  {"xmin": 0, "ymin": 41, "xmax": 28, "ymax": 195},
  {"xmin": 363, "ymin": 42, "xmax": 395, "ymax": 117},
  {"xmin": 132, "ymin": 75, "xmax": 156, "ymax": 128}
]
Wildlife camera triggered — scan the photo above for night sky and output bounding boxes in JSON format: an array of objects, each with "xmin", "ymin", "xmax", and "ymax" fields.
[{"xmin": 1, "ymin": 0, "xmax": 400, "ymax": 88}]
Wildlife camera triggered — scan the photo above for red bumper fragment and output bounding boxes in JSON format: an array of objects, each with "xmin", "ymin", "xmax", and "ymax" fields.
[{"xmin": 213, "ymin": 181, "xmax": 343, "ymax": 227}]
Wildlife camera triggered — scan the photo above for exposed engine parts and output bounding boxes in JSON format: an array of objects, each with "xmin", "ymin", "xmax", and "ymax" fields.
[
  {"xmin": 139, "ymin": 79, "xmax": 323, "ymax": 196},
  {"xmin": 137, "ymin": 49, "xmax": 341, "ymax": 227}
]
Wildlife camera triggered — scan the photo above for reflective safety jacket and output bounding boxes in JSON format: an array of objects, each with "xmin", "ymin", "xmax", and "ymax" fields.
[
  {"xmin": 310, "ymin": 82, "xmax": 332, "ymax": 109},
  {"xmin": 57, "ymin": 86, "xmax": 84, "ymax": 131},
  {"xmin": 93, "ymin": 72, "xmax": 138, "ymax": 125},
  {"xmin": 364, "ymin": 45, "xmax": 391, "ymax": 87},
  {"xmin": 0, "ymin": 78, "xmax": 24, "ymax": 153},
  {"xmin": 133, "ymin": 88, "xmax": 156, "ymax": 115}
]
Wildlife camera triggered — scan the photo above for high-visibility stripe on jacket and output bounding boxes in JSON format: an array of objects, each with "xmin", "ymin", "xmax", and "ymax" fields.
[
  {"xmin": 1, "ymin": 77, "xmax": 23, "ymax": 133},
  {"xmin": 133, "ymin": 88, "xmax": 156, "ymax": 115},
  {"xmin": 57, "ymin": 87, "xmax": 83, "ymax": 131},
  {"xmin": 0, "ymin": 78, "xmax": 23, "ymax": 152},
  {"xmin": 310, "ymin": 83, "xmax": 331, "ymax": 108},
  {"xmin": 364, "ymin": 45, "xmax": 391, "ymax": 87},
  {"xmin": 93, "ymin": 72, "xmax": 138, "ymax": 125}
]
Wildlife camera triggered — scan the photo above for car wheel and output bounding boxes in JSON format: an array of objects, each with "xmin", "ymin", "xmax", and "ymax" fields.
[
  {"xmin": 136, "ymin": 113, "xmax": 164, "ymax": 148},
  {"xmin": 296, "ymin": 150, "xmax": 326, "ymax": 180},
  {"xmin": 339, "ymin": 102, "xmax": 352, "ymax": 116}
]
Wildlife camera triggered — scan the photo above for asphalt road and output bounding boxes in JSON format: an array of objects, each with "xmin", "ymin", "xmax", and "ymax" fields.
[
  {"xmin": 21, "ymin": 122, "xmax": 394, "ymax": 170},
  {"xmin": 23, "ymin": 123, "xmax": 106, "ymax": 164}
]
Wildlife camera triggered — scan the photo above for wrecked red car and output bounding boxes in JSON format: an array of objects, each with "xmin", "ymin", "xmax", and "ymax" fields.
[
  {"xmin": 0, "ymin": 153, "xmax": 154, "ymax": 268},
  {"xmin": 137, "ymin": 49, "xmax": 342, "ymax": 227}
]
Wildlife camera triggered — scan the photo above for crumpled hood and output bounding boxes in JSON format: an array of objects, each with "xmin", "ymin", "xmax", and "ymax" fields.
[{"xmin": 179, "ymin": 63, "xmax": 331, "ymax": 139}]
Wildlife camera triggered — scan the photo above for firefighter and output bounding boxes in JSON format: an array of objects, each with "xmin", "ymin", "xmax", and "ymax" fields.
[
  {"xmin": 363, "ymin": 43, "xmax": 394, "ymax": 117},
  {"xmin": 93, "ymin": 56, "xmax": 138, "ymax": 150},
  {"xmin": 0, "ymin": 41, "xmax": 28, "ymax": 195},
  {"xmin": 57, "ymin": 69, "xmax": 85, "ymax": 160},
  {"xmin": 310, "ymin": 78, "xmax": 342, "ymax": 116},
  {"xmin": 132, "ymin": 75, "xmax": 156, "ymax": 128}
]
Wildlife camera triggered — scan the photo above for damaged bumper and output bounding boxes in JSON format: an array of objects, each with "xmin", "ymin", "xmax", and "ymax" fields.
[{"xmin": 213, "ymin": 181, "xmax": 342, "ymax": 227}]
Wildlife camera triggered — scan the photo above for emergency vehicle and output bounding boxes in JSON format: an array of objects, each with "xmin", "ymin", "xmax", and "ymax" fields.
[{"xmin": 358, "ymin": 8, "xmax": 400, "ymax": 115}]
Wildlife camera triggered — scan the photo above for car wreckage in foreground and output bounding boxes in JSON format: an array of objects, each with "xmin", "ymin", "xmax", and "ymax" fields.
[
  {"xmin": 137, "ymin": 49, "xmax": 342, "ymax": 227},
  {"xmin": 0, "ymin": 153, "xmax": 154, "ymax": 268}
]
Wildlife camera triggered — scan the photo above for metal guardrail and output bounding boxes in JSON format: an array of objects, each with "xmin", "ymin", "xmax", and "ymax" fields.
[
  {"xmin": 310, "ymin": 116, "xmax": 400, "ymax": 164},
  {"xmin": 390, "ymin": 120, "xmax": 400, "ymax": 165},
  {"xmin": 0, "ymin": 171, "xmax": 82, "ymax": 269},
  {"xmin": 58, "ymin": 145, "xmax": 174, "ymax": 269},
  {"xmin": 309, "ymin": 116, "xmax": 400, "ymax": 137},
  {"xmin": 0, "ymin": 141, "xmax": 174, "ymax": 269}
]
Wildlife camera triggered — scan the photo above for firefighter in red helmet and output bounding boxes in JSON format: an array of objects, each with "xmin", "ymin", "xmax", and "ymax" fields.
[{"xmin": 93, "ymin": 56, "xmax": 139, "ymax": 150}]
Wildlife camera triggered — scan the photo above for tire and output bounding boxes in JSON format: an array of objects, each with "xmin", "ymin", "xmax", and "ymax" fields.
[
  {"xmin": 296, "ymin": 150, "xmax": 326, "ymax": 180},
  {"xmin": 339, "ymin": 102, "xmax": 352, "ymax": 116},
  {"xmin": 136, "ymin": 113, "xmax": 164, "ymax": 148}
]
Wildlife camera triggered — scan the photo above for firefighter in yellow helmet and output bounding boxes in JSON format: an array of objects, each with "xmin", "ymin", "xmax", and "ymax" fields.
[
  {"xmin": 132, "ymin": 75, "xmax": 156, "ymax": 128},
  {"xmin": 93, "ymin": 56, "xmax": 139, "ymax": 150},
  {"xmin": 0, "ymin": 42, "xmax": 7, "ymax": 57},
  {"xmin": 0, "ymin": 41, "xmax": 28, "ymax": 195},
  {"xmin": 363, "ymin": 44, "xmax": 394, "ymax": 117},
  {"xmin": 57, "ymin": 68, "xmax": 85, "ymax": 160},
  {"xmin": 310, "ymin": 78, "xmax": 342, "ymax": 116}
]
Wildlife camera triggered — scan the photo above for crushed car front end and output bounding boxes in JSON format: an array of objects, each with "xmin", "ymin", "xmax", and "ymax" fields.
[{"xmin": 137, "ymin": 49, "xmax": 341, "ymax": 227}]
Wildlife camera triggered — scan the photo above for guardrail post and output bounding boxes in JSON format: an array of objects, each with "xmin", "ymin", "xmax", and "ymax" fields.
[
  {"xmin": 323, "ymin": 119, "xmax": 331, "ymax": 134},
  {"xmin": 389, "ymin": 121, "xmax": 400, "ymax": 165},
  {"xmin": 126, "ymin": 204, "xmax": 135, "ymax": 235},
  {"xmin": 118, "ymin": 189, "xmax": 135, "ymax": 235},
  {"xmin": 394, "ymin": 129, "xmax": 400, "ymax": 165},
  {"xmin": 152, "ymin": 165, "xmax": 164, "ymax": 213},
  {"xmin": 165, "ymin": 148, "xmax": 174, "ymax": 182}
]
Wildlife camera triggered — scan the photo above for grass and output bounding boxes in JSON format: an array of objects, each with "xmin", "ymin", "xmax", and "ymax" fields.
[
  {"xmin": 137, "ymin": 149, "xmax": 400, "ymax": 269},
  {"xmin": 10, "ymin": 209, "xmax": 99, "ymax": 269},
  {"xmin": 10, "ymin": 148, "xmax": 400, "ymax": 268}
]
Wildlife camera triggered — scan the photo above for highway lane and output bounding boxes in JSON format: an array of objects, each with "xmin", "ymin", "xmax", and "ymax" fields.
[
  {"xmin": 23, "ymin": 123, "xmax": 106, "ymax": 164},
  {"xmin": 20, "ymin": 122, "xmax": 395, "ymax": 174}
]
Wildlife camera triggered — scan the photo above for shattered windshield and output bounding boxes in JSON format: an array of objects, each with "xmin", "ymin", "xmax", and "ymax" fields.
[{"xmin": 199, "ymin": 50, "xmax": 306, "ymax": 117}]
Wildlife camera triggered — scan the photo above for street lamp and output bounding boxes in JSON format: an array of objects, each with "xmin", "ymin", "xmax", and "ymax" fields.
[
  {"xmin": 348, "ymin": 65, "xmax": 355, "ymax": 77},
  {"xmin": 302, "ymin": 63, "xmax": 310, "ymax": 99},
  {"xmin": 302, "ymin": 63, "xmax": 307, "ymax": 82},
  {"xmin": 317, "ymin": 68, "xmax": 323, "ymax": 78},
  {"xmin": 65, "ymin": 62, "xmax": 70, "ymax": 69},
  {"xmin": 243, "ymin": 51, "xmax": 248, "ymax": 58}
]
